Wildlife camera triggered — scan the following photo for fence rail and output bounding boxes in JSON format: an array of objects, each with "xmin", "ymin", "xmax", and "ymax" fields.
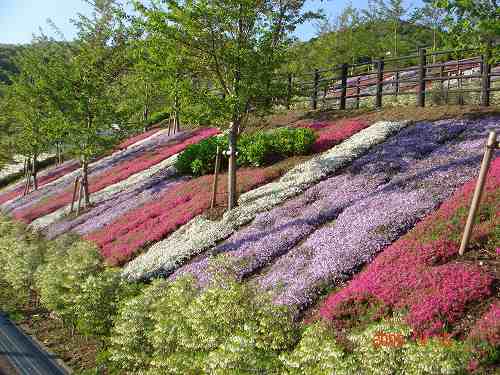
[{"xmin": 286, "ymin": 41, "xmax": 500, "ymax": 111}]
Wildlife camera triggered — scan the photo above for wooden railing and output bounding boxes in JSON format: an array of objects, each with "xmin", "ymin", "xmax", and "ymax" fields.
[{"xmin": 286, "ymin": 42, "xmax": 500, "ymax": 111}]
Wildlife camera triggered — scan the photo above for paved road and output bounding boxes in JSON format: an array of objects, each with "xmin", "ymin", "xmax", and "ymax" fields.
[{"xmin": 0, "ymin": 314, "xmax": 68, "ymax": 375}]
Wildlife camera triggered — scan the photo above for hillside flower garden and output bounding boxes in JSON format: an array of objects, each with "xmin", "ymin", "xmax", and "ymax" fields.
[{"xmin": 0, "ymin": 114, "xmax": 499, "ymax": 373}]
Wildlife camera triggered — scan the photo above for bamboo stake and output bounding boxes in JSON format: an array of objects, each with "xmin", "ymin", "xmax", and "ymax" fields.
[
  {"xmin": 210, "ymin": 145, "xmax": 221, "ymax": 209},
  {"xmin": 459, "ymin": 131, "xmax": 498, "ymax": 255},
  {"xmin": 70, "ymin": 176, "xmax": 80, "ymax": 213},
  {"xmin": 77, "ymin": 178, "xmax": 84, "ymax": 215}
]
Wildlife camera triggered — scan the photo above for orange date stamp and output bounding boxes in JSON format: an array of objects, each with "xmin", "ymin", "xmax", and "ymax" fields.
[{"xmin": 372, "ymin": 331, "xmax": 453, "ymax": 348}]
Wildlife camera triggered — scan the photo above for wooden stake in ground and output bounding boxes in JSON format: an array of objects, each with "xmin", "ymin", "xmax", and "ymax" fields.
[
  {"xmin": 459, "ymin": 131, "xmax": 499, "ymax": 255},
  {"xmin": 70, "ymin": 176, "xmax": 80, "ymax": 213},
  {"xmin": 210, "ymin": 145, "xmax": 221, "ymax": 209}
]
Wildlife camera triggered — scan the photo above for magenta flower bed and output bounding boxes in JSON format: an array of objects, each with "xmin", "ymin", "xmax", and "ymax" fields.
[
  {"xmin": 470, "ymin": 302, "xmax": 500, "ymax": 347},
  {"xmin": 0, "ymin": 160, "xmax": 80, "ymax": 205},
  {"xmin": 172, "ymin": 117, "xmax": 499, "ymax": 320},
  {"xmin": 300, "ymin": 119, "xmax": 369, "ymax": 153},
  {"xmin": 12, "ymin": 128, "xmax": 218, "ymax": 224},
  {"xmin": 2, "ymin": 129, "xmax": 188, "ymax": 215},
  {"xmin": 117, "ymin": 126, "xmax": 163, "ymax": 150},
  {"xmin": 319, "ymin": 156, "xmax": 500, "ymax": 338}
]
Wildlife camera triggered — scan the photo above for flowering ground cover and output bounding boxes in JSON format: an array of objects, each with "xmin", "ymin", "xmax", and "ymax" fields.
[
  {"xmin": 44, "ymin": 166, "xmax": 188, "ymax": 240},
  {"xmin": 171, "ymin": 118, "xmax": 492, "ymax": 294},
  {"xmin": 253, "ymin": 117, "xmax": 498, "ymax": 309},
  {"xmin": 123, "ymin": 120, "xmax": 408, "ymax": 281},
  {"xmin": 28, "ymin": 153, "xmax": 181, "ymax": 232},
  {"xmin": 0, "ymin": 160, "xmax": 80, "ymax": 205},
  {"xmin": 318, "ymin": 156, "xmax": 499, "ymax": 340},
  {"xmin": 11, "ymin": 128, "xmax": 218, "ymax": 223},
  {"xmin": 0, "ymin": 130, "xmax": 175, "ymax": 211},
  {"xmin": 299, "ymin": 118, "xmax": 369, "ymax": 153},
  {"xmin": 1, "ymin": 129, "xmax": 188, "ymax": 215},
  {"xmin": 86, "ymin": 166, "xmax": 287, "ymax": 265},
  {"xmin": 117, "ymin": 127, "xmax": 165, "ymax": 150}
]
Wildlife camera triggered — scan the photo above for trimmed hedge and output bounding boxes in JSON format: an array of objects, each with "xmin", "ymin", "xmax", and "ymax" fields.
[{"xmin": 176, "ymin": 127, "xmax": 316, "ymax": 176}]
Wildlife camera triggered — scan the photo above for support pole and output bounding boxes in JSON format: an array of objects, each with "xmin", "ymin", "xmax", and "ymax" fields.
[
  {"xmin": 481, "ymin": 40, "xmax": 492, "ymax": 107},
  {"xmin": 339, "ymin": 63, "xmax": 348, "ymax": 110},
  {"xmin": 210, "ymin": 145, "xmax": 221, "ymax": 209},
  {"xmin": 459, "ymin": 131, "xmax": 499, "ymax": 255},
  {"xmin": 375, "ymin": 58, "xmax": 384, "ymax": 109},
  {"xmin": 417, "ymin": 48, "xmax": 427, "ymax": 107},
  {"xmin": 312, "ymin": 69, "xmax": 319, "ymax": 110},
  {"xmin": 70, "ymin": 176, "xmax": 80, "ymax": 213}
]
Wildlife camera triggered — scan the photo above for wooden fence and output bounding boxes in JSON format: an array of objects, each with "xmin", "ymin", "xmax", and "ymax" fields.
[{"xmin": 286, "ymin": 41, "xmax": 500, "ymax": 111}]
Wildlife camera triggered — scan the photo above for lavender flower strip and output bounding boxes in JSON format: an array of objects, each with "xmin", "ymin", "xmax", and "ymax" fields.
[
  {"xmin": 171, "ymin": 119, "xmax": 467, "ymax": 286},
  {"xmin": 123, "ymin": 121, "xmax": 409, "ymax": 281},
  {"xmin": 255, "ymin": 117, "xmax": 499, "ymax": 308},
  {"xmin": 2, "ymin": 129, "xmax": 186, "ymax": 214}
]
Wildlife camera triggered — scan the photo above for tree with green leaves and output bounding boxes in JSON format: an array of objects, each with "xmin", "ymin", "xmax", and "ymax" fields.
[
  {"xmin": 42, "ymin": 0, "xmax": 135, "ymax": 211},
  {"xmin": 136, "ymin": 0, "xmax": 318, "ymax": 209},
  {"xmin": 436, "ymin": 0, "xmax": 500, "ymax": 47},
  {"xmin": 377, "ymin": 0, "xmax": 408, "ymax": 57},
  {"xmin": 411, "ymin": 0, "xmax": 447, "ymax": 56},
  {"xmin": 1, "ymin": 41, "xmax": 64, "ymax": 194}
]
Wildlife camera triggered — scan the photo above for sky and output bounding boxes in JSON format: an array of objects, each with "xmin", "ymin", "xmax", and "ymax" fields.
[{"xmin": 0, "ymin": 0, "xmax": 424, "ymax": 45}]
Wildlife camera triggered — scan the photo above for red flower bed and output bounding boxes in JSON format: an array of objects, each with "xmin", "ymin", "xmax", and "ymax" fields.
[
  {"xmin": 470, "ymin": 301, "xmax": 500, "ymax": 347},
  {"xmin": 118, "ymin": 127, "xmax": 163, "ymax": 150},
  {"xmin": 13, "ymin": 128, "xmax": 219, "ymax": 224},
  {"xmin": 300, "ymin": 119, "xmax": 370, "ymax": 153},
  {"xmin": 85, "ymin": 167, "xmax": 283, "ymax": 265},
  {"xmin": 319, "ymin": 157, "xmax": 500, "ymax": 338},
  {"xmin": 0, "ymin": 161, "xmax": 80, "ymax": 205}
]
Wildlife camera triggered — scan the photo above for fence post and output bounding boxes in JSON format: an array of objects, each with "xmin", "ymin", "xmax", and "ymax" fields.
[
  {"xmin": 312, "ymin": 69, "xmax": 319, "ymax": 110},
  {"xmin": 375, "ymin": 58, "xmax": 384, "ymax": 109},
  {"xmin": 459, "ymin": 131, "xmax": 499, "ymax": 255},
  {"xmin": 417, "ymin": 48, "xmax": 427, "ymax": 107},
  {"xmin": 395, "ymin": 70, "xmax": 400, "ymax": 97},
  {"xmin": 481, "ymin": 40, "xmax": 492, "ymax": 107},
  {"xmin": 286, "ymin": 73, "xmax": 293, "ymax": 109},
  {"xmin": 340, "ymin": 63, "xmax": 349, "ymax": 110},
  {"xmin": 356, "ymin": 77, "xmax": 361, "ymax": 109}
]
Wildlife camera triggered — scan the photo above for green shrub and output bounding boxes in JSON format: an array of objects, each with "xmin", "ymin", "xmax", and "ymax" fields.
[
  {"xmin": 36, "ymin": 240, "xmax": 103, "ymax": 328},
  {"xmin": 175, "ymin": 127, "xmax": 315, "ymax": 176},
  {"xmin": 282, "ymin": 315, "xmax": 473, "ymax": 375},
  {"xmin": 175, "ymin": 136, "xmax": 227, "ymax": 176},
  {"xmin": 74, "ymin": 268, "xmax": 139, "ymax": 338},
  {"xmin": 109, "ymin": 270, "xmax": 300, "ymax": 374}
]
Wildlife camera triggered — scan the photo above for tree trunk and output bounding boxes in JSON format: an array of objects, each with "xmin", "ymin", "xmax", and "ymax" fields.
[
  {"xmin": 174, "ymin": 94, "xmax": 181, "ymax": 133},
  {"xmin": 32, "ymin": 154, "xmax": 38, "ymax": 190},
  {"xmin": 77, "ymin": 156, "xmax": 91, "ymax": 215},
  {"xmin": 227, "ymin": 120, "xmax": 239, "ymax": 210}
]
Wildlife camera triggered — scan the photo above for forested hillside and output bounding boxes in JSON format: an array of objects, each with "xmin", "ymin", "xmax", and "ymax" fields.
[{"xmin": 0, "ymin": 44, "xmax": 20, "ymax": 85}]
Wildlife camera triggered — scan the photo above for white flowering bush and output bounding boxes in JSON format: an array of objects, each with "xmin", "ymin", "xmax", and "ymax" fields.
[
  {"xmin": 123, "ymin": 120, "xmax": 409, "ymax": 281},
  {"xmin": 109, "ymin": 268, "xmax": 300, "ymax": 374},
  {"xmin": 280, "ymin": 322, "xmax": 359, "ymax": 375},
  {"xmin": 108, "ymin": 279, "xmax": 172, "ymax": 373},
  {"xmin": 281, "ymin": 315, "xmax": 472, "ymax": 375},
  {"xmin": 35, "ymin": 240, "xmax": 103, "ymax": 328}
]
